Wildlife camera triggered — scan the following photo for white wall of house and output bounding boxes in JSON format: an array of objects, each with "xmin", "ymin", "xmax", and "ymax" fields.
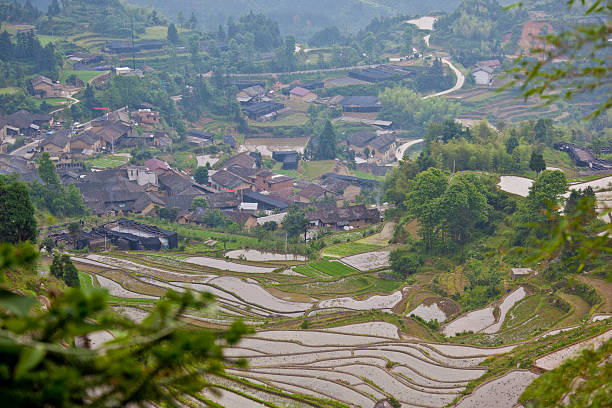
[{"xmin": 473, "ymin": 70, "xmax": 492, "ymax": 85}]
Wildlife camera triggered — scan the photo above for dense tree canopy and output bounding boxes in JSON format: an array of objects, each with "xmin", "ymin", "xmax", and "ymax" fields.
[{"xmin": 0, "ymin": 175, "xmax": 37, "ymax": 244}]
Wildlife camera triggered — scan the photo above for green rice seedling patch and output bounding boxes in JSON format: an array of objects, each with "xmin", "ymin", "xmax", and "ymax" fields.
[
  {"xmin": 322, "ymin": 242, "xmax": 381, "ymax": 258},
  {"xmin": 310, "ymin": 260, "xmax": 358, "ymax": 277}
]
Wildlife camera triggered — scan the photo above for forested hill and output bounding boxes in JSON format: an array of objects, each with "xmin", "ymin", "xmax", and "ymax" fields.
[{"xmin": 99, "ymin": 0, "xmax": 466, "ymax": 38}]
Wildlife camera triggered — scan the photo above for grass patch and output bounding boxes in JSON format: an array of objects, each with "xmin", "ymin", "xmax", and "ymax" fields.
[
  {"xmin": 86, "ymin": 154, "xmax": 128, "ymax": 168},
  {"xmin": 322, "ymin": 242, "xmax": 381, "ymax": 258},
  {"xmin": 139, "ymin": 25, "xmax": 169, "ymax": 40},
  {"xmin": 310, "ymin": 260, "xmax": 358, "ymax": 277},
  {"xmin": 251, "ymin": 112, "xmax": 308, "ymax": 127},
  {"xmin": 173, "ymin": 151, "xmax": 197, "ymax": 170},
  {"xmin": 293, "ymin": 264, "xmax": 328, "ymax": 279},
  {"xmin": 276, "ymin": 160, "xmax": 336, "ymax": 181},
  {"xmin": 0, "ymin": 87, "xmax": 18, "ymax": 95},
  {"xmin": 60, "ymin": 69, "xmax": 106, "ymax": 84}
]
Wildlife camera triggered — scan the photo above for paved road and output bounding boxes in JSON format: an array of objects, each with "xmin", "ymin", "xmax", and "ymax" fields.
[
  {"xmin": 10, "ymin": 140, "xmax": 40, "ymax": 158},
  {"xmin": 49, "ymin": 96, "xmax": 79, "ymax": 115},
  {"xmin": 423, "ymin": 58, "xmax": 465, "ymax": 99},
  {"xmin": 395, "ymin": 138, "xmax": 424, "ymax": 161}
]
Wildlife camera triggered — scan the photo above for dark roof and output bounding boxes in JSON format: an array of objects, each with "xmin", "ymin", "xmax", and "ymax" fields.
[
  {"xmin": 4, "ymin": 110, "xmax": 51, "ymax": 129},
  {"xmin": 242, "ymin": 101, "xmax": 285, "ymax": 117},
  {"xmin": 320, "ymin": 177, "xmax": 350, "ymax": 193},
  {"xmin": 72, "ymin": 130, "xmax": 99, "ymax": 146},
  {"xmin": 340, "ymin": 96, "xmax": 380, "ymax": 108},
  {"xmin": 272, "ymin": 151, "xmax": 298, "ymax": 160},
  {"xmin": 242, "ymin": 191, "xmax": 290, "ymax": 210},
  {"xmin": 158, "ymin": 171, "xmax": 196, "ymax": 194},
  {"xmin": 187, "ymin": 129, "xmax": 214, "ymax": 139},
  {"xmin": 41, "ymin": 130, "xmax": 70, "ymax": 148},
  {"xmin": 116, "ymin": 218, "xmax": 176, "ymax": 238},
  {"xmin": 347, "ymin": 130, "xmax": 377, "ymax": 148},
  {"xmin": 211, "ymin": 169, "xmax": 250, "ymax": 190},
  {"xmin": 306, "ymin": 204, "xmax": 380, "ymax": 226},
  {"xmin": 369, "ymin": 133, "xmax": 396, "ymax": 152},
  {"xmin": 348, "ymin": 67, "xmax": 396, "ymax": 83},
  {"xmin": 298, "ymin": 183, "xmax": 328, "ymax": 200},
  {"xmin": 161, "ymin": 193, "xmax": 200, "ymax": 211},
  {"xmin": 225, "ymin": 211, "xmax": 255, "ymax": 227},
  {"xmin": 133, "ymin": 192, "xmax": 165, "ymax": 213},
  {"xmin": 223, "ymin": 152, "xmax": 257, "ymax": 170},
  {"xmin": 206, "ymin": 192, "xmax": 240, "ymax": 209},
  {"xmin": 30, "ymin": 75, "xmax": 53, "ymax": 86}
]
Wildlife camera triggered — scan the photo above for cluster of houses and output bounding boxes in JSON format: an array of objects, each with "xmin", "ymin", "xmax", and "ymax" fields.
[
  {"xmin": 38, "ymin": 107, "xmax": 171, "ymax": 159},
  {"xmin": 49, "ymin": 146, "xmax": 383, "ymax": 236}
]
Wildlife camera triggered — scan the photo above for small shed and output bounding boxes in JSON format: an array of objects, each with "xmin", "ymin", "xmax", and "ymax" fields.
[{"xmin": 511, "ymin": 268, "xmax": 532, "ymax": 280}]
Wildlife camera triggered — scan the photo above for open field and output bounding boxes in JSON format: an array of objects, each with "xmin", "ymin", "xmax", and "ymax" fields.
[
  {"xmin": 60, "ymin": 69, "xmax": 107, "ymax": 84},
  {"xmin": 86, "ymin": 155, "xmax": 129, "ymax": 168}
]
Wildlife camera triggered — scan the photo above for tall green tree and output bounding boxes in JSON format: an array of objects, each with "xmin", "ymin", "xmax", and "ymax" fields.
[
  {"xmin": 315, "ymin": 120, "xmax": 337, "ymax": 160},
  {"xmin": 282, "ymin": 205, "xmax": 309, "ymax": 241},
  {"xmin": 529, "ymin": 151, "xmax": 546, "ymax": 175},
  {"xmin": 404, "ymin": 168, "xmax": 448, "ymax": 250},
  {"xmin": 194, "ymin": 166, "xmax": 209, "ymax": 185},
  {"xmin": 50, "ymin": 253, "xmax": 63, "ymax": 279},
  {"xmin": 0, "ymin": 175, "xmax": 37, "ymax": 244},
  {"xmin": 38, "ymin": 152, "xmax": 60, "ymax": 187},
  {"xmin": 167, "ymin": 23, "xmax": 179, "ymax": 44},
  {"xmin": 60, "ymin": 254, "xmax": 80, "ymax": 288}
]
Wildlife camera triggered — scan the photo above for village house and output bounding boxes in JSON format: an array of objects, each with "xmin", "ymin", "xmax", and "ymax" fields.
[
  {"xmin": 210, "ymin": 169, "xmax": 253, "ymax": 192},
  {"xmin": 70, "ymin": 131, "xmax": 101, "ymax": 156},
  {"xmin": 236, "ymin": 85, "xmax": 266, "ymax": 105},
  {"xmin": 1, "ymin": 110, "xmax": 53, "ymax": 137},
  {"xmin": 222, "ymin": 152, "xmax": 260, "ymax": 169},
  {"xmin": 472, "ymin": 66, "xmax": 494, "ymax": 86},
  {"xmin": 126, "ymin": 165, "xmax": 158, "ymax": 187},
  {"xmin": 206, "ymin": 191, "xmax": 241, "ymax": 211},
  {"xmin": 475, "ymin": 59, "xmax": 502, "ymax": 71},
  {"xmin": 306, "ymin": 204, "xmax": 381, "ymax": 230},
  {"xmin": 252, "ymin": 171, "xmax": 294, "ymax": 195},
  {"xmin": 226, "ymin": 211, "xmax": 258, "ymax": 231},
  {"xmin": 242, "ymin": 191, "xmax": 290, "ymax": 211},
  {"xmin": 296, "ymin": 183, "xmax": 332, "ymax": 203},
  {"xmin": 289, "ymin": 86, "xmax": 317, "ymax": 102},
  {"xmin": 40, "ymin": 130, "xmax": 71, "ymax": 155},
  {"xmin": 272, "ymin": 150, "xmax": 299, "ymax": 170},
  {"xmin": 28, "ymin": 75, "xmax": 68, "ymax": 98},
  {"xmin": 339, "ymin": 96, "xmax": 381, "ymax": 113},
  {"xmin": 320, "ymin": 177, "xmax": 361, "ymax": 204},
  {"xmin": 242, "ymin": 101, "xmax": 285, "ymax": 120},
  {"xmin": 186, "ymin": 129, "xmax": 214, "ymax": 146},
  {"xmin": 134, "ymin": 109, "xmax": 160, "ymax": 126},
  {"xmin": 144, "ymin": 157, "xmax": 170, "ymax": 172}
]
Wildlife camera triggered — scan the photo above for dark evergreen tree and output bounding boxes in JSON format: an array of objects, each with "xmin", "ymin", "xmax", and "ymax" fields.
[
  {"xmin": 61, "ymin": 255, "xmax": 80, "ymax": 288},
  {"xmin": 50, "ymin": 253, "xmax": 63, "ymax": 279},
  {"xmin": 505, "ymin": 134, "xmax": 519, "ymax": 154},
  {"xmin": 194, "ymin": 166, "xmax": 209, "ymax": 185},
  {"xmin": 315, "ymin": 120, "xmax": 337, "ymax": 160},
  {"xmin": 529, "ymin": 151, "xmax": 546, "ymax": 175},
  {"xmin": 167, "ymin": 23, "xmax": 179, "ymax": 44}
]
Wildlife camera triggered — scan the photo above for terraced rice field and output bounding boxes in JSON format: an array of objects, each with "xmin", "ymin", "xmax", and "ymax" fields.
[
  {"xmin": 218, "ymin": 327, "xmax": 520, "ymax": 408},
  {"xmin": 443, "ymin": 288, "xmax": 527, "ymax": 337},
  {"xmin": 70, "ymin": 250, "xmax": 611, "ymax": 407}
]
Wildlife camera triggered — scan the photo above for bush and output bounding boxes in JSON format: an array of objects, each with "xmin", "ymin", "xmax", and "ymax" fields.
[{"xmin": 389, "ymin": 248, "xmax": 422, "ymax": 277}]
